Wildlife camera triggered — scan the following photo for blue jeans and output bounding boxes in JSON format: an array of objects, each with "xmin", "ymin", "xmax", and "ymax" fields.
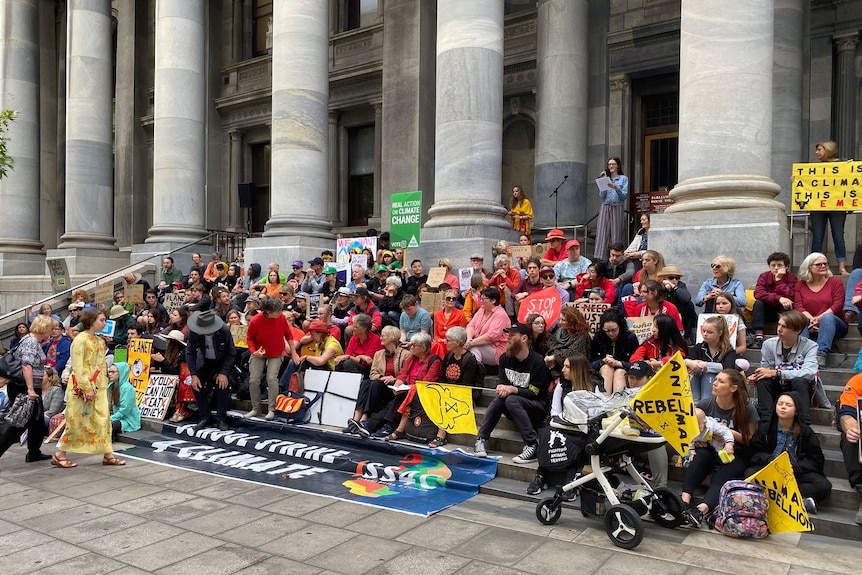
[
  {"xmin": 843, "ymin": 267, "xmax": 862, "ymax": 311},
  {"xmin": 801, "ymin": 313, "xmax": 848, "ymax": 353},
  {"xmin": 810, "ymin": 211, "xmax": 847, "ymax": 262}
]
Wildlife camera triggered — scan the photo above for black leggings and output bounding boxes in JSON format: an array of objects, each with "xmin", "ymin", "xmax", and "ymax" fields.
[
  {"xmin": 0, "ymin": 385, "xmax": 45, "ymax": 459},
  {"xmin": 682, "ymin": 446, "xmax": 750, "ymax": 511}
]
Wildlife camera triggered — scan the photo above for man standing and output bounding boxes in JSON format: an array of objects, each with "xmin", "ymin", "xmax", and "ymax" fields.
[
  {"xmin": 186, "ymin": 310, "xmax": 236, "ymax": 431},
  {"xmin": 474, "ymin": 323, "xmax": 550, "ymax": 462},
  {"xmin": 837, "ymin": 372, "xmax": 862, "ymax": 523},
  {"xmin": 748, "ymin": 310, "xmax": 817, "ymax": 424},
  {"xmin": 245, "ymin": 297, "xmax": 293, "ymax": 421},
  {"xmin": 554, "ymin": 239, "xmax": 592, "ymax": 285},
  {"xmin": 160, "ymin": 256, "xmax": 183, "ymax": 288}
]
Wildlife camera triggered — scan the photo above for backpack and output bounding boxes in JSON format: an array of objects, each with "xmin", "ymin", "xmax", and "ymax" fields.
[
  {"xmin": 713, "ymin": 480, "xmax": 769, "ymax": 539},
  {"xmin": 273, "ymin": 391, "xmax": 321, "ymax": 424},
  {"xmin": 404, "ymin": 394, "xmax": 440, "ymax": 443}
]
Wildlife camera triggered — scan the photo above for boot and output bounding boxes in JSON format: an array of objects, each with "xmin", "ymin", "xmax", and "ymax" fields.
[{"xmin": 856, "ymin": 488, "xmax": 862, "ymax": 525}]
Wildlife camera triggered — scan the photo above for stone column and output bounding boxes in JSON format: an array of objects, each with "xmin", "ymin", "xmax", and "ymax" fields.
[
  {"xmin": 833, "ymin": 33, "xmax": 859, "ymax": 157},
  {"xmin": 58, "ymin": 0, "xmax": 116, "ymax": 251},
  {"xmin": 231, "ymin": 0, "xmax": 242, "ymax": 64},
  {"xmin": 145, "ymin": 0, "xmax": 207, "ymax": 244},
  {"xmin": 533, "ymin": 0, "xmax": 588, "ymax": 229},
  {"xmin": 227, "ymin": 130, "xmax": 244, "ymax": 232},
  {"xmin": 371, "ymin": 101, "xmax": 382, "ymax": 223},
  {"xmin": 651, "ymin": 0, "xmax": 787, "ymax": 290},
  {"xmin": 328, "ymin": 111, "xmax": 339, "ymax": 224},
  {"xmin": 0, "ymin": 0, "xmax": 43, "ymax": 274},
  {"xmin": 114, "ymin": 0, "xmax": 137, "ymax": 249},
  {"xmin": 421, "ymin": 0, "xmax": 510, "ymax": 262},
  {"xmin": 244, "ymin": 0, "xmax": 332, "ymax": 266}
]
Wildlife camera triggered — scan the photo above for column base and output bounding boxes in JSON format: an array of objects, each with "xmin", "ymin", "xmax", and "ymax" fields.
[
  {"xmin": 410, "ymin": 224, "xmax": 520, "ymax": 271},
  {"xmin": 0, "ymin": 251, "xmax": 46, "ymax": 275},
  {"xmin": 424, "ymin": 200, "xmax": 511, "ymax": 230},
  {"xmin": 261, "ymin": 215, "xmax": 335, "ymax": 240},
  {"xmin": 46, "ymin": 248, "xmax": 131, "ymax": 276},
  {"xmin": 650, "ymin": 207, "xmax": 789, "ymax": 293},
  {"xmin": 244, "ymin": 236, "xmax": 333, "ymax": 272},
  {"xmin": 666, "ymin": 175, "xmax": 784, "ymax": 213},
  {"xmin": 130, "ymin": 241, "xmax": 213, "ymax": 270},
  {"xmin": 57, "ymin": 232, "xmax": 118, "ymax": 251}
]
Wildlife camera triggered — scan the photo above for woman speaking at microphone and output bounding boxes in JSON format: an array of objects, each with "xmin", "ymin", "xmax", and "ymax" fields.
[{"xmin": 595, "ymin": 157, "xmax": 628, "ymax": 260}]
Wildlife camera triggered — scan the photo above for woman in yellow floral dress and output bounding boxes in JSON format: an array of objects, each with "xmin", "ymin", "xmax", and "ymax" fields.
[{"xmin": 53, "ymin": 308, "xmax": 125, "ymax": 468}]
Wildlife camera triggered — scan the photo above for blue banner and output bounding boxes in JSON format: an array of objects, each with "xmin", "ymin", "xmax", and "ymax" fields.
[{"xmin": 122, "ymin": 419, "xmax": 497, "ymax": 516}]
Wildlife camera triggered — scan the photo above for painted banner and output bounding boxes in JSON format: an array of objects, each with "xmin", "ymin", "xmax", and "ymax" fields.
[
  {"xmin": 791, "ymin": 161, "xmax": 862, "ymax": 211},
  {"xmin": 416, "ymin": 382, "xmax": 477, "ymax": 435},
  {"xmin": 517, "ymin": 287, "xmax": 563, "ymax": 326},
  {"xmin": 627, "ymin": 316, "xmax": 654, "ymax": 344},
  {"xmin": 120, "ymin": 419, "xmax": 498, "ymax": 516},
  {"xmin": 389, "ymin": 191, "xmax": 422, "ymax": 249},
  {"xmin": 127, "ymin": 338, "xmax": 153, "ymax": 405},
  {"xmin": 746, "ymin": 451, "xmax": 814, "ymax": 533},
  {"xmin": 628, "ymin": 351, "xmax": 698, "ymax": 457},
  {"xmin": 576, "ymin": 302, "xmax": 611, "ymax": 338},
  {"xmin": 337, "ymin": 236, "xmax": 377, "ymax": 264},
  {"xmin": 162, "ymin": 292, "xmax": 185, "ymax": 313},
  {"xmin": 139, "ymin": 374, "xmax": 178, "ymax": 420},
  {"xmin": 695, "ymin": 313, "xmax": 740, "ymax": 347},
  {"xmin": 230, "ymin": 325, "xmax": 248, "ymax": 348}
]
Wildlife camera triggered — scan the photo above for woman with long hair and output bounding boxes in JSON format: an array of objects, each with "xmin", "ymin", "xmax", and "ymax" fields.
[
  {"xmin": 41, "ymin": 366, "xmax": 65, "ymax": 428},
  {"xmin": 810, "ymin": 140, "xmax": 849, "ymax": 275},
  {"xmin": 595, "ymin": 157, "xmax": 628, "ymax": 259},
  {"xmin": 795, "ymin": 251, "xmax": 847, "ymax": 367},
  {"xmin": 544, "ymin": 306, "xmax": 591, "ymax": 379},
  {"xmin": 685, "ymin": 315, "xmax": 739, "ymax": 403},
  {"xmin": 627, "ymin": 249, "xmax": 665, "ymax": 298},
  {"xmin": 574, "ymin": 262, "xmax": 616, "ymax": 304},
  {"xmin": 630, "ymin": 314, "xmax": 688, "ymax": 371},
  {"xmin": 633, "ymin": 280, "xmax": 683, "ymax": 332},
  {"xmin": 526, "ymin": 313, "xmax": 553, "ymax": 356},
  {"xmin": 590, "ymin": 309, "xmax": 639, "ymax": 396},
  {"xmin": 713, "ymin": 291, "xmax": 748, "ymax": 355},
  {"xmin": 508, "ymin": 185, "xmax": 534, "ymax": 236}
]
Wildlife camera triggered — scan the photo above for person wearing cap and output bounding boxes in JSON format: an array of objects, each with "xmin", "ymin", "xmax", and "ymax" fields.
[
  {"xmin": 469, "ymin": 254, "xmax": 490, "ymax": 280},
  {"xmin": 752, "ymin": 252, "xmax": 798, "ymax": 348},
  {"xmin": 108, "ymin": 304, "xmax": 137, "ymax": 347},
  {"xmin": 123, "ymin": 271, "xmax": 151, "ymax": 292},
  {"xmin": 287, "ymin": 261, "xmax": 304, "ymax": 281},
  {"xmin": 465, "ymin": 287, "xmax": 510, "ymax": 365},
  {"xmin": 281, "ymin": 320, "xmax": 344, "ymax": 390},
  {"xmin": 186, "ymin": 310, "xmax": 237, "ymax": 431},
  {"xmin": 63, "ymin": 302, "xmax": 86, "ymax": 329},
  {"xmin": 553, "ymin": 239, "xmax": 592, "ymax": 286},
  {"xmin": 331, "ymin": 286, "xmax": 355, "ymax": 328},
  {"xmin": 474, "ymin": 322, "xmax": 551, "ymax": 461},
  {"xmin": 203, "ymin": 252, "xmax": 223, "ymax": 283},
  {"xmin": 243, "ymin": 295, "xmax": 261, "ymax": 324},
  {"xmin": 381, "ymin": 250, "xmax": 396, "ymax": 270},
  {"xmin": 299, "ymin": 257, "xmax": 325, "ymax": 294},
  {"xmin": 245, "ymin": 297, "xmax": 294, "ymax": 420},
  {"xmin": 346, "ymin": 287, "xmax": 383, "ymax": 337},
  {"xmin": 171, "ymin": 281, "xmax": 185, "ymax": 293},
  {"xmin": 366, "ymin": 264, "xmax": 391, "ymax": 303},
  {"xmin": 321, "ymin": 249, "xmax": 335, "ymax": 263},
  {"xmin": 623, "ymin": 359, "xmax": 670, "ymax": 487},
  {"xmin": 657, "ymin": 265, "xmax": 696, "ymax": 341},
  {"xmin": 292, "ymin": 292, "xmax": 310, "ymax": 328},
  {"xmin": 319, "ymin": 265, "xmax": 345, "ymax": 303},
  {"xmin": 508, "ymin": 184, "xmax": 534, "ymax": 236},
  {"xmin": 211, "ymin": 262, "xmax": 231, "ymax": 290},
  {"xmin": 540, "ymin": 229, "xmax": 568, "ymax": 267}
]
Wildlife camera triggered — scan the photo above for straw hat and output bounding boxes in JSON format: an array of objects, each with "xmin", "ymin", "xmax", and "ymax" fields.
[
  {"xmin": 656, "ymin": 265, "xmax": 685, "ymax": 279},
  {"xmin": 108, "ymin": 305, "xmax": 129, "ymax": 320}
]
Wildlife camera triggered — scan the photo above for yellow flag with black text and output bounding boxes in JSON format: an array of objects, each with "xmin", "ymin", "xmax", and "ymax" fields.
[
  {"xmin": 416, "ymin": 382, "xmax": 477, "ymax": 435},
  {"xmin": 746, "ymin": 451, "xmax": 814, "ymax": 533},
  {"xmin": 628, "ymin": 351, "xmax": 698, "ymax": 457}
]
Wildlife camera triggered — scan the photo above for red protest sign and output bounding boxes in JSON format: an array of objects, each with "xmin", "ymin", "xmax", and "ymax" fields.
[{"xmin": 517, "ymin": 287, "xmax": 562, "ymax": 326}]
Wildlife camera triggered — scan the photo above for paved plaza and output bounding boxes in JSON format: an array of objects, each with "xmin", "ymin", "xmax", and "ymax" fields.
[{"xmin": 0, "ymin": 441, "xmax": 858, "ymax": 575}]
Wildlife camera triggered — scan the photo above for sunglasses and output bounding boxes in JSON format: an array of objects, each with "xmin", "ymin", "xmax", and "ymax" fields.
[
  {"xmin": 710, "ymin": 263, "xmax": 722, "ymax": 270},
  {"xmin": 444, "ymin": 296, "xmax": 457, "ymax": 301},
  {"xmin": 540, "ymin": 274, "xmax": 555, "ymax": 280},
  {"xmin": 666, "ymin": 276, "xmax": 681, "ymax": 281},
  {"xmin": 812, "ymin": 262, "xmax": 829, "ymax": 268}
]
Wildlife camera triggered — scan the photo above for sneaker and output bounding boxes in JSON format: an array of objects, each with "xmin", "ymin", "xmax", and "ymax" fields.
[
  {"xmin": 193, "ymin": 418, "xmax": 213, "ymax": 432},
  {"xmin": 816, "ymin": 351, "xmax": 828, "ymax": 368},
  {"xmin": 342, "ymin": 423, "xmax": 356, "ymax": 434},
  {"xmin": 845, "ymin": 310, "xmax": 859, "ymax": 324},
  {"xmin": 244, "ymin": 409, "xmax": 260, "ymax": 419},
  {"xmin": 372, "ymin": 424, "xmax": 394, "ymax": 439},
  {"xmin": 560, "ymin": 488, "xmax": 577, "ymax": 502},
  {"xmin": 751, "ymin": 334, "xmax": 764, "ymax": 349},
  {"xmin": 512, "ymin": 443, "xmax": 538, "ymax": 464},
  {"xmin": 264, "ymin": 411, "xmax": 276, "ymax": 421},
  {"xmin": 803, "ymin": 497, "xmax": 817, "ymax": 514},
  {"xmin": 474, "ymin": 438, "xmax": 487, "ymax": 458},
  {"xmin": 526, "ymin": 473, "xmax": 545, "ymax": 495},
  {"xmin": 683, "ymin": 507, "xmax": 703, "ymax": 528}
]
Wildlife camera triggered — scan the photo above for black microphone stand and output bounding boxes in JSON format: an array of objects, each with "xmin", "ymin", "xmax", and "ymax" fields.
[{"xmin": 548, "ymin": 175, "xmax": 569, "ymax": 229}]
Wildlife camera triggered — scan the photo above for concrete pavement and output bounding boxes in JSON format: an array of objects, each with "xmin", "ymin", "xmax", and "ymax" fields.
[{"xmin": 0, "ymin": 441, "xmax": 858, "ymax": 575}]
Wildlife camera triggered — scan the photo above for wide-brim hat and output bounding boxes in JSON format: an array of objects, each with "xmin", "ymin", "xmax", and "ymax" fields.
[
  {"xmin": 109, "ymin": 305, "xmax": 129, "ymax": 320},
  {"xmin": 337, "ymin": 287, "xmax": 351, "ymax": 296},
  {"xmin": 545, "ymin": 229, "xmax": 566, "ymax": 241},
  {"xmin": 158, "ymin": 329, "xmax": 187, "ymax": 346},
  {"xmin": 124, "ymin": 272, "xmax": 142, "ymax": 284},
  {"xmin": 187, "ymin": 310, "xmax": 224, "ymax": 335},
  {"xmin": 657, "ymin": 265, "xmax": 685, "ymax": 279},
  {"xmin": 145, "ymin": 334, "xmax": 167, "ymax": 352}
]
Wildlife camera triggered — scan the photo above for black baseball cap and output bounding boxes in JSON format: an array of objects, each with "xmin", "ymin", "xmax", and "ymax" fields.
[
  {"xmin": 626, "ymin": 360, "xmax": 655, "ymax": 379},
  {"xmin": 504, "ymin": 323, "xmax": 531, "ymax": 336}
]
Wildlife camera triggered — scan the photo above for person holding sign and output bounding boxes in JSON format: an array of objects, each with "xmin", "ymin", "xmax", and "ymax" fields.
[
  {"xmin": 508, "ymin": 185, "xmax": 533, "ymax": 236},
  {"xmin": 685, "ymin": 316, "xmax": 740, "ymax": 404},
  {"xmin": 810, "ymin": 140, "xmax": 850, "ymax": 276},
  {"xmin": 836, "ymin": 373, "xmax": 862, "ymax": 523},
  {"xmin": 595, "ymin": 157, "xmax": 628, "ymax": 261},
  {"xmin": 746, "ymin": 391, "xmax": 830, "ymax": 514},
  {"xmin": 590, "ymin": 309, "xmax": 639, "ymax": 396},
  {"xmin": 629, "ymin": 315, "xmax": 688, "ymax": 371},
  {"xmin": 681, "ymin": 369, "xmax": 757, "ymax": 528}
]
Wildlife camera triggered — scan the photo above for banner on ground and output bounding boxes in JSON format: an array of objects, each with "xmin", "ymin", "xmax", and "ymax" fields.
[
  {"xmin": 627, "ymin": 315, "xmax": 654, "ymax": 344},
  {"xmin": 416, "ymin": 382, "xmax": 477, "ymax": 435},
  {"xmin": 127, "ymin": 338, "xmax": 153, "ymax": 405},
  {"xmin": 517, "ymin": 287, "xmax": 562, "ymax": 326},
  {"xmin": 389, "ymin": 191, "xmax": 422, "ymax": 249},
  {"xmin": 628, "ymin": 351, "xmax": 698, "ymax": 457},
  {"xmin": 576, "ymin": 302, "xmax": 611, "ymax": 338},
  {"xmin": 139, "ymin": 374, "xmax": 178, "ymax": 420},
  {"xmin": 792, "ymin": 161, "xmax": 862, "ymax": 211},
  {"xmin": 746, "ymin": 451, "xmax": 814, "ymax": 533},
  {"xmin": 121, "ymin": 419, "xmax": 497, "ymax": 516},
  {"xmin": 695, "ymin": 313, "xmax": 739, "ymax": 347},
  {"xmin": 337, "ymin": 236, "xmax": 377, "ymax": 264}
]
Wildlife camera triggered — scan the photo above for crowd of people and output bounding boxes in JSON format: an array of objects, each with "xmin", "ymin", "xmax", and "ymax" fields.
[{"xmin": 1, "ymin": 196, "xmax": 861, "ymax": 527}]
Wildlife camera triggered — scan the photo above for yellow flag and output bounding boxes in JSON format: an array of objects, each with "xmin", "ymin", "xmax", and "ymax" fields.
[
  {"xmin": 628, "ymin": 351, "xmax": 698, "ymax": 457},
  {"xmin": 745, "ymin": 451, "xmax": 814, "ymax": 533},
  {"xmin": 416, "ymin": 382, "xmax": 477, "ymax": 435}
]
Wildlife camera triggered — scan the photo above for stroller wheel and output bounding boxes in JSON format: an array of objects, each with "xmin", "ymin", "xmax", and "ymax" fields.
[
  {"xmin": 604, "ymin": 504, "xmax": 643, "ymax": 549},
  {"xmin": 535, "ymin": 498, "xmax": 562, "ymax": 525},
  {"xmin": 649, "ymin": 487, "xmax": 686, "ymax": 529}
]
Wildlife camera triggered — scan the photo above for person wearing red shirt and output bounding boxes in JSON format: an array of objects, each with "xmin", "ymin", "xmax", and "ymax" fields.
[
  {"xmin": 334, "ymin": 313, "xmax": 382, "ymax": 375},
  {"xmin": 752, "ymin": 251, "xmax": 797, "ymax": 347},
  {"xmin": 431, "ymin": 288, "xmax": 468, "ymax": 357},
  {"xmin": 794, "ymin": 252, "xmax": 847, "ymax": 366},
  {"xmin": 244, "ymin": 297, "xmax": 293, "ymax": 420},
  {"xmin": 347, "ymin": 287, "xmax": 383, "ymax": 338},
  {"xmin": 540, "ymin": 228, "xmax": 567, "ymax": 267},
  {"xmin": 633, "ymin": 280, "xmax": 683, "ymax": 332},
  {"xmin": 488, "ymin": 254, "xmax": 522, "ymax": 296}
]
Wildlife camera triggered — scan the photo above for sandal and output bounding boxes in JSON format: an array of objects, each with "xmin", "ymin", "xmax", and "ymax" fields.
[
  {"xmin": 102, "ymin": 455, "xmax": 126, "ymax": 466},
  {"xmin": 428, "ymin": 436, "xmax": 448, "ymax": 448},
  {"xmin": 169, "ymin": 413, "xmax": 187, "ymax": 423},
  {"xmin": 384, "ymin": 430, "xmax": 406, "ymax": 441},
  {"xmin": 51, "ymin": 453, "xmax": 77, "ymax": 468}
]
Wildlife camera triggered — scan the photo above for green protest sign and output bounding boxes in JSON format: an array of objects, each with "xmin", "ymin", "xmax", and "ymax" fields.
[{"xmin": 389, "ymin": 191, "xmax": 422, "ymax": 249}]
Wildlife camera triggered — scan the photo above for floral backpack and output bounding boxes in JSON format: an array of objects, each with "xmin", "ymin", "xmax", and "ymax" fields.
[{"xmin": 713, "ymin": 480, "xmax": 769, "ymax": 539}]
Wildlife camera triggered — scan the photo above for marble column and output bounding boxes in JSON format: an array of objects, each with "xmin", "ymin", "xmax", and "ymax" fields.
[
  {"xmin": 114, "ymin": 0, "xmax": 138, "ymax": 249},
  {"xmin": 244, "ymin": 0, "xmax": 331, "ymax": 266},
  {"xmin": 145, "ymin": 0, "xmax": 207, "ymax": 244},
  {"xmin": 833, "ymin": 33, "xmax": 858, "ymax": 157},
  {"xmin": 533, "ymin": 0, "xmax": 588, "ymax": 229},
  {"xmin": 328, "ymin": 110, "xmax": 339, "ymax": 224},
  {"xmin": 59, "ymin": 0, "xmax": 116, "ymax": 250},
  {"xmin": 651, "ymin": 0, "xmax": 787, "ymax": 291},
  {"xmin": 231, "ymin": 0, "xmax": 242, "ymax": 64},
  {"xmin": 0, "ymin": 0, "xmax": 44, "ymax": 273},
  {"xmin": 227, "ymin": 130, "xmax": 244, "ymax": 232},
  {"xmin": 371, "ymin": 102, "xmax": 382, "ymax": 223},
  {"xmin": 421, "ymin": 0, "xmax": 510, "ymax": 262}
]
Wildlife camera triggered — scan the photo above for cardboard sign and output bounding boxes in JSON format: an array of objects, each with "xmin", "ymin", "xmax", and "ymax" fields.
[
  {"xmin": 629, "ymin": 352, "xmax": 698, "ymax": 457},
  {"xmin": 308, "ymin": 294, "xmax": 321, "ymax": 320},
  {"xmin": 576, "ymin": 302, "xmax": 611, "ymax": 338},
  {"xmin": 139, "ymin": 374, "xmax": 178, "ymax": 420},
  {"xmin": 746, "ymin": 451, "xmax": 814, "ymax": 533},
  {"xmin": 695, "ymin": 313, "xmax": 740, "ymax": 347},
  {"xmin": 46, "ymin": 258, "xmax": 70, "ymax": 293},
  {"xmin": 95, "ymin": 282, "xmax": 114, "ymax": 308},
  {"xmin": 627, "ymin": 316, "xmax": 654, "ymax": 344},
  {"xmin": 127, "ymin": 338, "xmax": 153, "ymax": 405},
  {"xmin": 533, "ymin": 242, "xmax": 549, "ymax": 258},
  {"xmin": 426, "ymin": 267, "xmax": 447, "ymax": 288},
  {"xmin": 124, "ymin": 284, "xmax": 144, "ymax": 305},
  {"xmin": 516, "ymin": 287, "xmax": 562, "ymax": 326},
  {"xmin": 458, "ymin": 268, "xmax": 473, "ymax": 292},
  {"xmin": 162, "ymin": 292, "xmax": 185, "ymax": 314},
  {"xmin": 510, "ymin": 245, "xmax": 532, "ymax": 259},
  {"xmin": 420, "ymin": 292, "xmax": 444, "ymax": 315},
  {"xmin": 230, "ymin": 325, "xmax": 248, "ymax": 348},
  {"xmin": 792, "ymin": 161, "xmax": 862, "ymax": 211},
  {"xmin": 337, "ymin": 236, "xmax": 377, "ymax": 264}
]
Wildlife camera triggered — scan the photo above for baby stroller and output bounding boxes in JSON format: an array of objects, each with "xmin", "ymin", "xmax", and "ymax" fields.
[{"xmin": 534, "ymin": 390, "xmax": 686, "ymax": 549}]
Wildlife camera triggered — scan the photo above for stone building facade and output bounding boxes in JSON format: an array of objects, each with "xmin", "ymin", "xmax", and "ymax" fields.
[{"xmin": 0, "ymin": 0, "xmax": 859, "ymax": 292}]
